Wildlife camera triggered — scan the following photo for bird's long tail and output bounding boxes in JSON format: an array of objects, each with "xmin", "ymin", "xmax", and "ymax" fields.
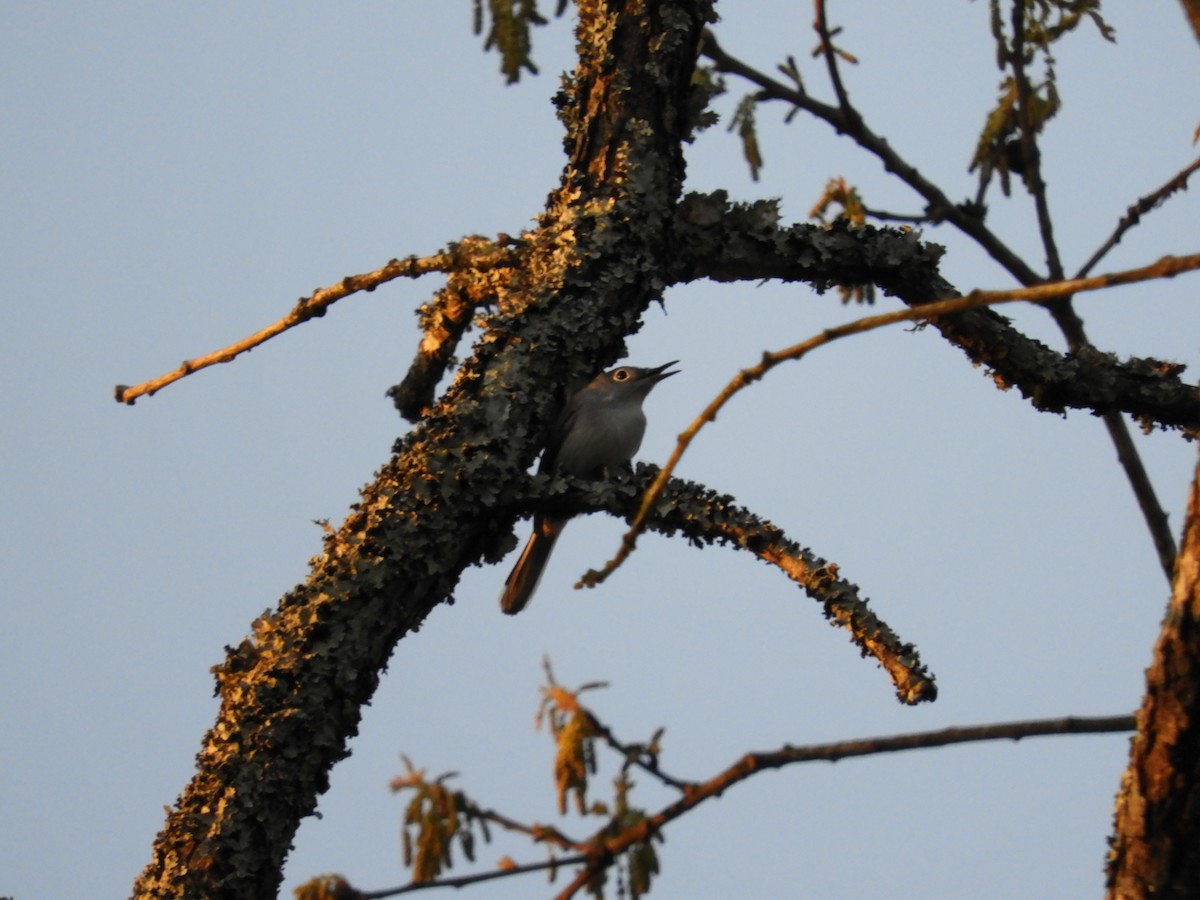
[{"xmin": 500, "ymin": 515, "xmax": 565, "ymax": 615}]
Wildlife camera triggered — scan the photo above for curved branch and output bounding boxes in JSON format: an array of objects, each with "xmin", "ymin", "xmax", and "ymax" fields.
[{"xmin": 554, "ymin": 466, "xmax": 939, "ymax": 706}]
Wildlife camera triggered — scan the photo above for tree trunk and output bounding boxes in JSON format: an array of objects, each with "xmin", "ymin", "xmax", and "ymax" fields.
[{"xmin": 1108, "ymin": 452, "xmax": 1200, "ymax": 897}]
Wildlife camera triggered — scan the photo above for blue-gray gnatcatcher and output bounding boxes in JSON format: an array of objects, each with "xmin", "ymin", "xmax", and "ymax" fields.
[{"xmin": 500, "ymin": 361, "xmax": 679, "ymax": 615}]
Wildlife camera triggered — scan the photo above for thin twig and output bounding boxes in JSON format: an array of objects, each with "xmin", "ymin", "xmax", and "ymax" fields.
[
  {"xmin": 862, "ymin": 205, "xmax": 937, "ymax": 224},
  {"xmin": 469, "ymin": 805, "xmax": 583, "ymax": 851},
  {"xmin": 1072, "ymin": 158, "xmax": 1200, "ymax": 578},
  {"xmin": 1077, "ymin": 155, "xmax": 1200, "ymax": 279},
  {"xmin": 359, "ymin": 853, "xmax": 589, "ymax": 897},
  {"xmin": 554, "ymin": 864, "xmax": 599, "ymax": 900},
  {"xmin": 813, "ymin": 0, "xmax": 851, "ymax": 111},
  {"xmin": 1001, "ymin": 7, "xmax": 1176, "ymax": 579},
  {"xmin": 568, "ymin": 712, "xmax": 1136, "ymax": 897},
  {"xmin": 114, "ymin": 240, "xmax": 516, "ymax": 405},
  {"xmin": 368, "ymin": 712, "xmax": 1135, "ymax": 898},
  {"xmin": 1009, "ymin": 2, "xmax": 1065, "ymax": 282},
  {"xmin": 585, "ymin": 713, "xmax": 1137, "ymax": 889},
  {"xmin": 583, "ymin": 710, "xmax": 695, "ymax": 791},
  {"xmin": 732, "ymin": 714, "xmax": 1137, "ymax": 768},
  {"xmin": 1102, "ymin": 411, "xmax": 1179, "ymax": 581}
]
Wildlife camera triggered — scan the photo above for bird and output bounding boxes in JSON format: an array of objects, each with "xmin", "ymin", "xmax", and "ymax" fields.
[{"xmin": 500, "ymin": 361, "xmax": 679, "ymax": 615}]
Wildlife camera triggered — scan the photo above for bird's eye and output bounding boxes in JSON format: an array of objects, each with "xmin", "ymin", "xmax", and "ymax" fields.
[{"xmin": 612, "ymin": 368, "xmax": 632, "ymax": 382}]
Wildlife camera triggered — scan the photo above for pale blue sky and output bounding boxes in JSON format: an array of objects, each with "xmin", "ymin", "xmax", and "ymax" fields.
[{"xmin": 3, "ymin": 4, "xmax": 1200, "ymax": 898}]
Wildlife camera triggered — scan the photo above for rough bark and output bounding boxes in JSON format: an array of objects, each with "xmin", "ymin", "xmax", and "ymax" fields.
[
  {"xmin": 670, "ymin": 193, "xmax": 1200, "ymax": 433},
  {"xmin": 131, "ymin": 4, "xmax": 1200, "ymax": 897},
  {"xmin": 1108, "ymin": 453, "xmax": 1200, "ymax": 897},
  {"xmin": 132, "ymin": 2, "xmax": 714, "ymax": 896}
]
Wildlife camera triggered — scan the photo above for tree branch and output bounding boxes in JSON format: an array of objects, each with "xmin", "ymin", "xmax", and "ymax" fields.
[
  {"xmin": 564, "ymin": 712, "xmax": 1136, "ymax": 897},
  {"xmin": 357, "ymin": 853, "xmax": 591, "ymax": 898},
  {"xmin": 517, "ymin": 467, "xmax": 938, "ymax": 705},
  {"xmin": 114, "ymin": 238, "xmax": 517, "ymax": 406},
  {"xmin": 582, "ymin": 709, "xmax": 694, "ymax": 791},
  {"xmin": 1008, "ymin": 1, "xmax": 1065, "ymax": 282},
  {"xmin": 603, "ymin": 253, "xmax": 1200, "ymax": 611},
  {"xmin": 812, "ymin": 0, "xmax": 852, "ymax": 112},
  {"xmin": 1078, "ymin": 156, "xmax": 1200, "ymax": 280},
  {"xmin": 671, "ymin": 194, "xmax": 1200, "ymax": 433},
  {"xmin": 702, "ymin": 22, "xmax": 1184, "ymax": 580},
  {"xmin": 351, "ymin": 712, "xmax": 1134, "ymax": 898},
  {"xmin": 132, "ymin": 2, "xmax": 715, "ymax": 896}
]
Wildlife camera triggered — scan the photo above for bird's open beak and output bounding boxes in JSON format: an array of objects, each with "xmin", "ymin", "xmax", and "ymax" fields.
[{"xmin": 644, "ymin": 360, "xmax": 680, "ymax": 383}]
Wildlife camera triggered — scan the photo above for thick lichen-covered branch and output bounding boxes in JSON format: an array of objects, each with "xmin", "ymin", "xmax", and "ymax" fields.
[
  {"xmin": 669, "ymin": 192, "xmax": 1200, "ymax": 434},
  {"xmin": 640, "ymin": 470, "xmax": 938, "ymax": 705},
  {"xmin": 513, "ymin": 466, "xmax": 937, "ymax": 705},
  {"xmin": 133, "ymin": 3, "xmax": 715, "ymax": 897}
]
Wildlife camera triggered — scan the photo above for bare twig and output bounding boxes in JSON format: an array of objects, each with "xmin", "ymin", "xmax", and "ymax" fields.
[
  {"xmin": 114, "ymin": 239, "xmax": 516, "ymax": 405},
  {"xmin": 554, "ymin": 864, "xmax": 598, "ymax": 900},
  {"xmin": 583, "ymin": 710, "xmax": 695, "ymax": 791},
  {"xmin": 573, "ymin": 714, "xmax": 1135, "ymax": 897},
  {"xmin": 1007, "ymin": 5, "xmax": 1177, "ymax": 581},
  {"xmin": 1009, "ymin": 2, "xmax": 1065, "ymax": 282},
  {"xmin": 861, "ymin": 205, "xmax": 937, "ymax": 224},
  {"xmin": 469, "ymin": 805, "xmax": 582, "ymax": 851},
  {"xmin": 369, "ymin": 712, "xmax": 1134, "ymax": 898},
  {"xmin": 1071, "ymin": 157, "xmax": 1200, "ymax": 579},
  {"xmin": 358, "ymin": 853, "xmax": 589, "ymax": 897},
  {"xmin": 1077, "ymin": 156, "xmax": 1200, "ymax": 279},
  {"xmin": 813, "ymin": 0, "xmax": 851, "ymax": 111},
  {"xmin": 1102, "ymin": 411, "xmax": 1179, "ymax": 581},
  {"xmin": 767, "ymin": 713, "xmax": 1136, "ymax": 759},
  {"xmin": 1006, "ymin": 3, "xmax": 1179, "ymax": 581}
]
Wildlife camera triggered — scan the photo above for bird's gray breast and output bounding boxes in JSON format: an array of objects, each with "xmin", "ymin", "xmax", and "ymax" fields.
[{"xmin": 555, "ymin": 398, "xmax": 647, "ymax": 476}]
